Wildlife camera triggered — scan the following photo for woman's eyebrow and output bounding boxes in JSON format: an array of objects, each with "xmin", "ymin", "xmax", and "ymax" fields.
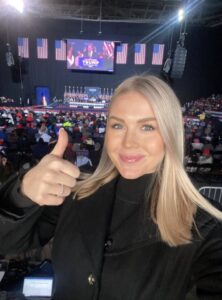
[{"xmin": 108, "ymin": 116, "xmax": 156, "ymax": 123}]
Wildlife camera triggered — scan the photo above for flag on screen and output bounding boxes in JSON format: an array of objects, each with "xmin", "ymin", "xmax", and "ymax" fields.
[
  {"xmin": 152, "ymin": 44, "xmax": 165, "ymax": 65},
  {"xmin": 116, "ymin": 43, "xmax": 128, "ymax": 64},
  {"xmin": 37, "ymin": 38, "xmax": 48, "ymax": 59},
  {"xmin": 55, "ymin": 40, "xmax": 66, "ymax": 61},
  {"xmin": 134, "ymin": 44, "xmax": 146, "ymax": 65},
  {"xmin": 103, "ymin": 41, "xmax": 115, "ymax": 58},
  {"xmin": 17, "ymin": 37, "xmax": 29, "ymax": 58}
]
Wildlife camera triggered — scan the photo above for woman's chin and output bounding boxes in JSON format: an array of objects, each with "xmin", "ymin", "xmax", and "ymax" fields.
[{"xmin": 118, "ymin": 169, "xmax": 145, "ymax": 180}]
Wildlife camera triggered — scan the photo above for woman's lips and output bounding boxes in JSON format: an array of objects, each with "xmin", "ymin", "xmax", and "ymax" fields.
[{"xmin": 119, "ymin": 154, "xmax": 144, "ymax": 163}]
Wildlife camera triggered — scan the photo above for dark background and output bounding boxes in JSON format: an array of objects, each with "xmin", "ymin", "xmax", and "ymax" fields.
[{"xmin": 0, "ymin": 15, "xmax": 221, "ymax": 105}]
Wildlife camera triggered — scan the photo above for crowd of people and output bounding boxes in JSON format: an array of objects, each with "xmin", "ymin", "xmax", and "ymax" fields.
[
  {"xmin": 0, "ymin": 93, "xmax": 222, "ymax": 187},
  {"xmin": 0, "ymin": 96, "xmax": 15, "ymax": 105},
  {"xmin": 0, "ymin": 109, "xmax": 106, "ymax": 186},
  {"xmin": 183, "ymin": 94, "xmax": 222, "ymax": 114},
  {"xmin": 182, "ymin": 95, "xmax": 222, "ymax": 176}
]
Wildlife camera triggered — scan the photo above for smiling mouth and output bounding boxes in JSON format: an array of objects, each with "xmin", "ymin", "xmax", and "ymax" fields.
[{"xmin": 119, "ymin": 154, "xmax": 144, "ymax": 163}]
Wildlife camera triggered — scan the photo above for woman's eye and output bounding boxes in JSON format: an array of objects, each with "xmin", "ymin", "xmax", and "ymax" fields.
[
  {"xmin": 111, "ymin": 123, "xmax": 123, "ymax": 129},
  {"xmin": 142, "ymin": 124, "xmax": 155, "ymax": 131}
]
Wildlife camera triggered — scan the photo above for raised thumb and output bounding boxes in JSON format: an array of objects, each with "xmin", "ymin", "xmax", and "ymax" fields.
[{"xmin": 51, "ymin": 128, "xmax": 68, "ymax": 158}]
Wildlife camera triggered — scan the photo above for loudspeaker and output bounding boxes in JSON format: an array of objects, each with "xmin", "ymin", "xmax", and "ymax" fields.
[
  {"xmin": 170, "ymin": 46, "xmax": 187, "ymax": 79},
  {"xmin": 162, "ymin": 57, "xmax": 172, "ymax": 74},
  {"xmin": 5, "ymin": 51, "xmax": 14, "ymax": 66}
]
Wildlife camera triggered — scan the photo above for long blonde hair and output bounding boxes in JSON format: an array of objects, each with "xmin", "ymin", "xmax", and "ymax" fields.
[{"xmin": 73, "ymin": 75, "xmax": 222, "ymax": 246}]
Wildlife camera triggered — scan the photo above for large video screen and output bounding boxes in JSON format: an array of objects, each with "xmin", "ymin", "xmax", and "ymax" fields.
[{"xmin": 67, "ymin": 39, "xmax": 115, "ymax": 72}]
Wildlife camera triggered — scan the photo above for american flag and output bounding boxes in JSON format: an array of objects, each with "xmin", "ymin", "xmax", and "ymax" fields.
[
  {"xmin": 152, "ymin": 44, "xmax": 165, "ymax": 65},
  {"xmin": 37, "ymin": 38, "xmax": 48, "ymax": 59},
  {"xmin": 103, "ymin": 41, "xmax": 115, "ymax": 58},
  {"xmin": 134, "ymin": 44, "xmax": 146, "ymax": 65},
  {"xmin": 116, "ymin": 43, "xmax": 128, "ymax": 64},
  {"xmin": 55, "ymin": 40, "xmax": 66, "ymax": 61},
  {"xmin": 17, "ymin": 37, "xmax": 29, "ymax": 58}
]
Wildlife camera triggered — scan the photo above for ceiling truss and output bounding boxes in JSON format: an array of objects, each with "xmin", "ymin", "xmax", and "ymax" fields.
[{"xmin": 1, "ymin": 0, "xmax": 222, "ymax": 27}]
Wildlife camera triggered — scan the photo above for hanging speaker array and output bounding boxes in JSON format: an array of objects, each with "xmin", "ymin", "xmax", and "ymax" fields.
[{"xmin": 170, "ymin": 45, "xmax": 187, "ymax": 79}]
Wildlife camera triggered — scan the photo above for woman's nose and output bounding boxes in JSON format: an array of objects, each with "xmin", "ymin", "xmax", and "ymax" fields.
[{"xmin": 122, "ymin": 129, "xmax": 138, "ymax": 148}]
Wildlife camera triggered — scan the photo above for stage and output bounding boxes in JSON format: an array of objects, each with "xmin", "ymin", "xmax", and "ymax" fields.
[{"xmin": 1, "ymin": 100, "xmax": 109, "ymax": 114}]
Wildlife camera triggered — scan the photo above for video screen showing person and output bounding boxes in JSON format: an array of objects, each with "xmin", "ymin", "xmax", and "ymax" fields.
[{"xmin": 67, "ymin": 39, "xmax": 115, "ymax": 72}]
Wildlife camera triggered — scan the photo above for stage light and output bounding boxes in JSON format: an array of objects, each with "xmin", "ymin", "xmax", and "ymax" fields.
[
  {"xmin": 139, "ymin": 0, "xmax": 202, "ymax": 44},
  {"xmin": 178, "ymin": 8, "xmax": 184, "ymax": 22},
  {"xmin": 7, "ymin": 0, "xmax": 24, "ymax": 13}
]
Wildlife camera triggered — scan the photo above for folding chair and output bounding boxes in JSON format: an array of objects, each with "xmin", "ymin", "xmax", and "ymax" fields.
[{"xmin": 198, "ymin": 186, "xmax": 222, "ymax": 204}]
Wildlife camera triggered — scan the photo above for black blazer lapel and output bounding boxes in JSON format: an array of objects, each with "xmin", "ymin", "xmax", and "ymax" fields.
[{"xmin": 76, "ymin": 177, "xmax": 118, "ymax": 277}]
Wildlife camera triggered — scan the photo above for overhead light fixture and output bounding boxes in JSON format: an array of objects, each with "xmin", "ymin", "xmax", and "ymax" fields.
[
  {"xmin": 7, "ymin": 0, "xmax": 24, "ymax": 13},
  {"xmin": 178, "ymin": 8, "xmax": 184, "ymax": 22}
]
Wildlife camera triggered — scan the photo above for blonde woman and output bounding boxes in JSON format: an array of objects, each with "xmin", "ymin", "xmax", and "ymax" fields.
[{"xmin": 0, "ymin": 75, "xmax": 222, "ymax": 300}]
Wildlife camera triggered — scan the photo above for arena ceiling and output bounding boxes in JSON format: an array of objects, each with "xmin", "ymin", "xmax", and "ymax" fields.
[{"xmin": 2, "ymin": 0, "xmax": 222, "ymax": 27}]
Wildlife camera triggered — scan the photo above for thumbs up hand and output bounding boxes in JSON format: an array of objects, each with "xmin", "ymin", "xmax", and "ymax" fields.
[{"xmin": 20, "ymin": 128, "xmax": 80, "ymax": 206}]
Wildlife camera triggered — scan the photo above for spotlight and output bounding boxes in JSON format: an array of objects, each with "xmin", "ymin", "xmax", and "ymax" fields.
[
  {"xmin": 178, "ymin": 8, "xmax": 184, "ymax": 22},
  {"xmin": 7, "ymin": 0, "xmax": 24, "ymax": 13}
]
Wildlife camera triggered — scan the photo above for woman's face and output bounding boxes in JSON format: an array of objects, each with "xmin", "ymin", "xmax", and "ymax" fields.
[{"xmin": 106, "ymin": 91, "xmax": 165, "ymax": 179}]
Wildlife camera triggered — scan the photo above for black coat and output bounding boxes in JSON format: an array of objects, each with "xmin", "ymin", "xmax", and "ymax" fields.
[{"xmin": 0, "ymin": 175, "xmax": 222, "ymax": 300}]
